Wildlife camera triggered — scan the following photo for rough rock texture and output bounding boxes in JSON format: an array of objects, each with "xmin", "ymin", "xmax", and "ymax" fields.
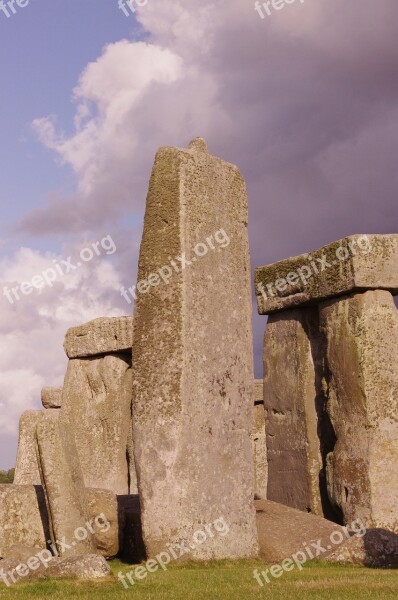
[
  {"xmin": 319, "ymin": 290, "xmax": 398, "ymax": 533},
  {"xmin": 0, "ymin": 485, "xmax": 119, "ymax": 560},
  {"xmin": 0, "ymin": 485, "xmax": 50, "ymax": 558},
  {"xmin": 64, "ymin": 316, "xmax": 133, "ymax": 358},
  {"xmin": 326, "ymin": 528, "xmax": 398, "ymax": 568},
  {"xmin": 14, "ymin": 410, "xmax": 59, "ymax": 485},
  {"xmin": 255, "ymin": 234, "xmax": 398, "ymax": 314},
  {"xmin": 0, "ymin": 554, "xmax": 111, "ymax": 584},
  {"xmin": 255, "ymin": 499, "xmax": 347, "ymax": 562},
  {"xmin": 251, "ymin": 380, "xmax": 267, "ymax": 499},
  {"xmin": 61, "ymin": 354, "xmax": 133, "ymax": 495},
  {"xmin": 36, "ymin": 413, "xmax": 97, "ymax": 557},
  {"xmin": 41, "ymin": 387, "xmax": 62, "ymax": 409},
  {"xmin": 263, "ymin": 307, "xmax": 335, "ymax": 517},
  {"xmin": 132, "ymin": 139, "xmax": 258, "ymax": 559},
  {"xmin": 86, "ymin": 488, "xmax": 119, "ymax": 558}
]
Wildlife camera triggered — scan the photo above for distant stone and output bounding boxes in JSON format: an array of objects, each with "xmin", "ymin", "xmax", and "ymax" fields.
[
  {"xmin": 0, "ymin": 485, "xmax": 50, "ymax": 558},
  {"xmin": 255, "ymin": 234, "xmax": 398, "ymax": 314},
  {"xmin": 251, "ymin": 380, "xmax": 267, "ymax": 499},
  {"xmin": 319, "ymin": 290, "xmax": 398, "ymax": 533},
  {"xmin": 63, "ymin": 316, "xmax": 133, "ymax": 358},
  {"xmin": 263, "ymin": 308, "xmax": 328, "ymax": 517},
  {"xmin": 36, "ymin": 413, "xmax": 97, "ymax": 557},
  {"xmin": 61, "ymin": 353, "xmax": 133, "ymax": 495},
  {"xmin": 41, "ymin": 388, "xmax": 62, "ymax": 409},
  {"xmin": 14, "ymin": 410, "xmax": 59, "ymax": 485}
]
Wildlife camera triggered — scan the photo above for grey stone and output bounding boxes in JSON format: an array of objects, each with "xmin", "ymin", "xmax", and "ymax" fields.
[
  {"xmin": 255, "ymin": 499, "xmax": 347, "ymax": 562},
  {"xmin": 132, "ymin": 139, "xmax": 258, "ymax": 559},
  {"xmin": 36, "ymin": 413, "xmax": 97, "ymax": 557},
  {"xmin": 64, "ymin": 316, "xmax": 133, "ymax": 358},
  {"xmin": 326, "ymin": 528, "xmax": 398, "ymax": 568},
  {"xmin": 14, "ymin": 410, "xmax": 59, "ymax": 486},
  {"xmin": 41, "ymin": 387, "xmax": 62, "ymax": 409},
  {"xmin": 0, "ymin": 554, "xmax": 111, "ymax": 585},
  {"xmin": 0, "ymin": 485, "xmax": 50, "ymax": 558},
  {"xmin": 0, "ymin": 485, "xmax": 119, "ymax": 560},
  {"xmin": 251, "ymin": 380, "xmax": 267, "ymax": 499},
  {"xmin": 61, "ymin": 353, "xmax": 133, "ymax": 495},
  {"xmin": 319, "ymin": 290, "xmax": 398, "ymax": 533},
  {"xmin": 263, "ymin": 307, "xmax": 333, "ymax": 517},
  {"xmin": 255, "ymin": 234, "xmax": 398, "ymax": 314}
]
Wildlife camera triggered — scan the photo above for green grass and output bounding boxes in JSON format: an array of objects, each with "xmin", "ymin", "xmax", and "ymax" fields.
[{"xmin": 0, "ymin": 559, "xmax": 397, "ymax": 599}]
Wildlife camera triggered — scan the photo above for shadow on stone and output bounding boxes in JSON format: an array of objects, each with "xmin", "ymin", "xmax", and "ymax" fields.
[{"xmin": 117, "ymin": 495, "xmax": 146, "ymax": 564}]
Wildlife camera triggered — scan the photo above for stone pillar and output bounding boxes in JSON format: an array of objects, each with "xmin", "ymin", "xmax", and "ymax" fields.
[
  {"xmin": 132, "ymin": 138, "xmax": 258, "ymax": 559},
  {"xmin": 263, "ymin": 308, "xmax": 327, "ymax": 515},
  {"xmin": 255, "ymin": 234, "xmax": 398, "ymax": 530},
  {"xmin": 61, "ymin": 317, "xmax": 135, "ymax": 495},
  {"xmin": 251, "ymin": 380, "xmax": 267, "ymax": 499},
  {"xmin": 14, "ymin": 409, "xmax": 59, "ymax": 485},
  {"xmin": 36, "ymin": 413, "xmax": 97, "ymax": 557},
  {"xmin": 319, "ymin": 290, "xmax": 398, "ymax": 533}
]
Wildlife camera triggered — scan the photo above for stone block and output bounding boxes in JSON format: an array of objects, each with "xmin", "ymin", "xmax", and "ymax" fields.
[
  {"xmin": 41, "ymin": 388, "xmax": 62, "ymax": 409},
  {"xmin": 255, "ymin": 234, "xmax": 398, "ymax": 314},
  {"xmin": 64, "ymin": 316, "xmax": 133, "ymax": 358}
]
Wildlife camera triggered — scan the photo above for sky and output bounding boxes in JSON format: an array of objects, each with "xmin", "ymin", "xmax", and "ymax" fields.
[{"xmin": 1, "ymin": 0, "xmax": 398, "ymax": 468}]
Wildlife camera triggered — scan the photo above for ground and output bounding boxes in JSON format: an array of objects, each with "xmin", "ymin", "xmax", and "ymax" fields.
[{"xmin": 0, "ymin": 559, "xmax": 397, "ymax": 599}]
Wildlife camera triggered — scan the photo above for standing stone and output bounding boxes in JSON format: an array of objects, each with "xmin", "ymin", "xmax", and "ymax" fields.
[
  {"xmin": 61, "ymin": 353, "xmax": 132, "ymax": 495},
  {"xmin": 41, "ymin": 388, "xmax": 62, "ymax": 409},
  {"xmin": 132, "ymin": 138, "xmax": 258, "ymax": 559},
  {"xmin": 14, "ymin": 410, "xmax": 59, "ymax": 485},
  {"xmin": 36, "ymin": 413, "xmax": 97, "ymax": 557},
  {"xmin": 64, "ymin": 316, "xmax": 133, "ymax": 358},
  {"xmin": 0, "ymin": 485, "xmax": 50, "ymax": 558},
  {"xmin": 251, "ymin": 380, "xmax": 267, "ymax": 499},
  {"xmin": 263, "ymin": 307, "xmax": 334, "ymax": 517},
  {"xmin": 319, "ymin": 290, "xmax": 398, "ymax": 533}
]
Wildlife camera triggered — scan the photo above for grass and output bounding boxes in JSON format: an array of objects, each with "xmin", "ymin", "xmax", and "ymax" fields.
[{"xmin": 0, "ymin": 558, "xmax": 397, "ymax": 599}]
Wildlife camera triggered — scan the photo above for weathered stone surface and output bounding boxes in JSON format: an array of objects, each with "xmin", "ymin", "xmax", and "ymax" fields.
[
  {"xmin": 36, "ymin": 413, "xmax": 97, "ymax": 557},
  {"xmin": 85, "ymin": 488, "xmax": 119, "ymax": 559},
  {"xmin": 0, "ymin": 485, "xmax": 119, "ymax": 560},
  {"xmin": 61, "ymin": 354, "xmax": 133, "ymax": 495},
  {"xmin": 255, "ymin": 234, "xmax": 398, "ymax": 314},
  {"xmin": 0, "ymin": 554, "xmax": 111, "ymax": 584},
  {"xmin": 132, "ymin": 139, "xmax": 258, "ymax": 559},
  {"xmin": 41, "ymin": 387, "xmax": 62, "ymax": 409},
  {"xmin": 255, "ymin": 499, "xmax": 348, "ymax": 562},
  {"xmin": 64, "ymin": 316, "xmax": 133, "ymax": 358},
  {"xmin": 319, "ymin": 290, "xmax": 398, "ymax": 533},
  {"xmin": 326, "ymin": 528, "xmax": 398, "ymax": 568},
  {"xmin": 0, "ymin": 485, "xmax": 50, "ymax": 558},
  {"xmin": 263, "ymin": 307, "xmax": 336, "ymax": 517},
  {"xmin": 251, "ymin": 380, "xmax": 267, "ymax": 499},
  {"xmin": 14, "ymin": 410, "xmax": 59, "ymax": 486}
]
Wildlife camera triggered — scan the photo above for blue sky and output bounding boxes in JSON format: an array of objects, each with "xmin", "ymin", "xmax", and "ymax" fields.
[
  {"xmin": 1, "ymin": 0, "xmax": 398, "ymax": 468},
  {"xmin": 0, "ymin": 0, "xmax": 143, "ymax": 251}
]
